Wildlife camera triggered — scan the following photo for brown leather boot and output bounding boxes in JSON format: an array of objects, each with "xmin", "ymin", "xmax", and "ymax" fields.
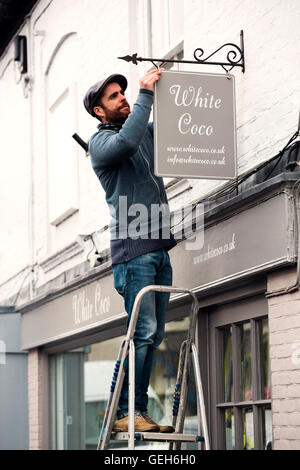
[
  {"xmin": 142, "ymin": 414, "xmax": 175, "ymax": 433},
  {"xmin": 112, "ymin": 414, "xmax": 159, "ymax": 432}
]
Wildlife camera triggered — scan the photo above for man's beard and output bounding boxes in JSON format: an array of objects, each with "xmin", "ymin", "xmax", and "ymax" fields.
[{"xmin": 102, "ymin": 104, "xmax": 130, "ymax": 124}]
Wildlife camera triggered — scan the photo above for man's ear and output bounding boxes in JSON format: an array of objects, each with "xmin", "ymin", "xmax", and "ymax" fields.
[{"xmin": 93, "ymin": 105, "xmax": 105, "ymax": 121}]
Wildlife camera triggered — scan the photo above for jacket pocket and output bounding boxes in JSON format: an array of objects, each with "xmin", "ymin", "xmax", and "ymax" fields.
[
  {"xmin": 112, "ymin": 263, "xmax": 125, "ymax": 296},
  {"xmin": 112, "ymin": 263, "xmax": 133, "ymax": 296}
]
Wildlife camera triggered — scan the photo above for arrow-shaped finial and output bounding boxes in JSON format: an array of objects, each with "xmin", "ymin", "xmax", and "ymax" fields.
[{"xmin": 118, "ymin": 53, "xmax": 140, "ymax": 65}]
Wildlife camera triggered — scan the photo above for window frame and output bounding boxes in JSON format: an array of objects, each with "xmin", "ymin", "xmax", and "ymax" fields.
[
  {"xmin": 137, "ymin": 0, "xmax": 184, "ymax": 65},
  {"xmin": 47, "ymin": 82, "xmax": 79, "ymax": 227},
  {"xmin": 136, "ymin": 1, "xmax": 188, "ymax": 198},
  {"xmin": 208, "ymin": 295, "xmax": 272, "ymax": 450}
]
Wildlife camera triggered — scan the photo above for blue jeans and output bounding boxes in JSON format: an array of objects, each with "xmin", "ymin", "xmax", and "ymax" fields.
[{"xmin": 112, "ymin": 249, "xmax": 173, "ymax": 417}]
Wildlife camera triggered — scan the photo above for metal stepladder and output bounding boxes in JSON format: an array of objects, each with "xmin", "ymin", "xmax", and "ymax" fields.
[{"xmin": 97, "ymin": 285, "xmax": 210, "ymax": 450}]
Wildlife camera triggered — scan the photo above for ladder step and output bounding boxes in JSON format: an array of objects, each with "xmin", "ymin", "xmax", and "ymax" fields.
[{"xmin": 111, "ymin": 432, "xmax": 204, "ymax": 443}]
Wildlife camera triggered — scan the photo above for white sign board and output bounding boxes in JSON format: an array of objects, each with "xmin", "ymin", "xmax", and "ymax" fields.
[{"xmin": 154, "ymin": 71, "xmax": 237, "ymax": 180}]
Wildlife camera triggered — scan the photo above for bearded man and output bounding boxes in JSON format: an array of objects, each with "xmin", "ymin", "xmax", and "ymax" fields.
[{"xmin": 84, "ymin": 71, "xmax": 176, "ymax": 432}]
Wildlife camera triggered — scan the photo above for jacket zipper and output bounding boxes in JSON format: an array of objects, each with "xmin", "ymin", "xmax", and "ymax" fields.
[
  {"xmin": 139, "ymin": 146, "xmax": 168, "ymax": 225},
  {"xmin": 139, "ymin": 146, "xmax": 162, "ymax": 203},
  {"xmin": 140, "ymin": 147, "xmax": 170, "ymax": 233}
]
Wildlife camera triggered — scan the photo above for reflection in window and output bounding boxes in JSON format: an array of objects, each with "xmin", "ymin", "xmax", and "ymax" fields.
[
  {"xmin": 241, "ymin": 323, "xmax": 252, "ymax": 401},
  {"xmin": 242, "ymin": 408, "xmax": 254, "ymax": 450},
  {"xmin": 262, "ymin": 405, "xmax": 272, "ymax": 449},
  {"xmin": 261, "ymin": 318, "xmax": 271, "ymax": 399},
  {"xmin": 225, "ymin": 408, "xmax": 235, "ymax": 450},
  {"xmin": 223, "ymin": 326, "xmax": 233, "ymax": 403}
]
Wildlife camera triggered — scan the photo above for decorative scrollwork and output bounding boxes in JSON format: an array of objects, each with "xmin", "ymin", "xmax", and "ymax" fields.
[
  {"xmin": 193, "ymin": 48, "xmax": 205, "ymax": 62},
  {"xmin": 194, "ymin": 43, "xmax": 243, "ymax": 66}
]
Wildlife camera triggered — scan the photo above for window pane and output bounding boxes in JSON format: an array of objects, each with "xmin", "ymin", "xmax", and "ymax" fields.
[
  {"xmin": 262, "ymin": 405, "xmax": 272, "ymax": 449},
  {"xmin": 168, "ymin": 0, "xmax": 184, "ymax": 45},
  {"xmin": 242, "ymin": 407, "xmax": 254, "ymax": 450},
  {"xmin": 225, "ymin": 408, "xmax": 235, "ymax": 450},
  {"xmin": 223, "ymin": 326, "xmax": 233, "ymax": 403},
  {"xmin": 241, "ymin": 322, "xmax": 252, "ymax": 401},
  {"xmin": 150, "ymin": 0, "xmax": 168, "ymax": 56},
  {"xmin": 149, "ymin": 0, "xmax": 184, "ymax": 57}
]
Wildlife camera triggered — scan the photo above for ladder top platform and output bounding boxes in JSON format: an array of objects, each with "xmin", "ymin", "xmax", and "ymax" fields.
[{"xmin": 111, "ymin": 432, "xmax": 205, "ymax": 443}]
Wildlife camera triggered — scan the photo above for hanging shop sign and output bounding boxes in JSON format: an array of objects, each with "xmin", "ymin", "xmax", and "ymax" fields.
[{"xmin": 154, "ymin": 70, "xmax": 237, "ymax": 180}]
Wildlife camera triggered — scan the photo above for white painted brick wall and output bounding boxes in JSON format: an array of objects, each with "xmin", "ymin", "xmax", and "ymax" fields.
[
  {"xmin": 0, "ymin": 47, "xmax": 31, "ymax": 286},
  {"xmin": 183, "ymin": 0, "xmax": 300, "ymax": 205}
]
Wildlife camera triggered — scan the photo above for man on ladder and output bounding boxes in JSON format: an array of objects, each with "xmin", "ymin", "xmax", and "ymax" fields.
[{"xmin": 84, "ymin": 70, "xmax": 176, "ymax": 433}]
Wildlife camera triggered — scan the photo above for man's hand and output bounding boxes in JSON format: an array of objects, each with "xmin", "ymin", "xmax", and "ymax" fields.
[{"xmin": 140, "ymin": 69, "xmax": 162, "ymax": 92}]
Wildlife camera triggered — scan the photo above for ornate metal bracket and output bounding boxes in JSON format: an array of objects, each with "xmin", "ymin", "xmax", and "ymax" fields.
[{"xmin": 119, "ymin": 30, "xmax": 245, "ymax": 74}]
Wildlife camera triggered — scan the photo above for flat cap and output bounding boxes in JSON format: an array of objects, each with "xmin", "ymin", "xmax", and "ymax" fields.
[{"xmin": 83, "ymin": 74, "xmax": 127, "ymax": 117}]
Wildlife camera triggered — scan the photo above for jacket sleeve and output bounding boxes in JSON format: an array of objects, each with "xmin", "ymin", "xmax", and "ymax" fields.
[{"xmin": 89, "ymin": 89, "xmax": 153, "ymax": 170}]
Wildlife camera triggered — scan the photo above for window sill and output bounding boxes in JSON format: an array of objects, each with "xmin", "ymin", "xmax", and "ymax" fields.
[
  {"xmin": 216, "ymin": 399, "xmax": 271, "ymax": 408},
  {"xmin": 50, "ymin": 207, "xmax": 79, "ymax": 227}
]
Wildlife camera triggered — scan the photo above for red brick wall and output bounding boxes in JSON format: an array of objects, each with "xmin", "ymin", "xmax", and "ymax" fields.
[{"xmin": 28, "ymin": 349, "xmax": 44, "ymax": 450}]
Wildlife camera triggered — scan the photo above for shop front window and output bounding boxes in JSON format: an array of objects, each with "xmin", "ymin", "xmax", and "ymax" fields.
[
  {"xmin": 217, "ymin": 317, "xmax": 272, "ymax": 450},
  {"xmin": 208, "ymin": 294, "xmax": 272, "ymax": 450},
  {"xmin": 49, "ymin": 316, "xmax": 197, "ymax": 450}
]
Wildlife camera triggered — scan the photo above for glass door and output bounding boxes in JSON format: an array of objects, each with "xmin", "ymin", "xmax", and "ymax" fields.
[{"xmin": 49, "ymin": 350, "xmax": 85, "ymax": 450}]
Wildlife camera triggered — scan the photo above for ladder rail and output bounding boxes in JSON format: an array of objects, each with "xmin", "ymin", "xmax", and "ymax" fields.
[
  {"xmin": 191, "ymin": 343, "xmax": 210, "ymax": 450},
  {"xmin": 125, "ymin": 285, "xmax": 199, "ymax": 344},
  {"xmin": 98, "ymin": 339, "xmax": 128, "ymax": 450},
  {"xmin": 97, "ymin": 284, "xmax": 209, "ymax": 451},
  {"xmin": 169, "ymin": 340, "xmax": 187, "ymax": 450},
  {"xmin": 128, "ymin": 339, "xmax": 135, "ymax": 450},
  {"xmin": 172, "ymin": 335, "xmax": 194, "ymax": 450},
  {"xmin": 126, "ymin": 285, "xmax": 199, "ymax": 450}
]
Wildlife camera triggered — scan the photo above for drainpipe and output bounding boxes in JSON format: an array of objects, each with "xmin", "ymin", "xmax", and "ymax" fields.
[
  {"xmin": 147, "ymin": 0, "xmax": 152, "ymax": 58},
  {"xmin": 25, "ymin": 14, "xmax": 35, "ymax": 300}
]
